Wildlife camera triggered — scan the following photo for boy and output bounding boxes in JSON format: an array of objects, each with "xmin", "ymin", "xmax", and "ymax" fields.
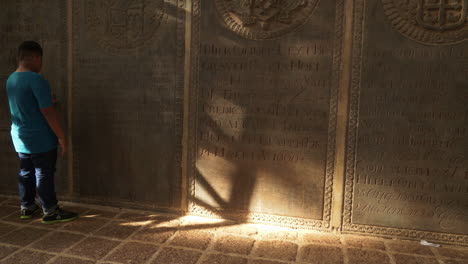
[{"xmin": 6, "ymin": 41, "xmax": 77, "ymax": 224}]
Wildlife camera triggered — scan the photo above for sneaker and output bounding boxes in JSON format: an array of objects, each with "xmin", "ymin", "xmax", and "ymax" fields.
[
  {"xmin": 42, "ymin": 208, "xmax": 78, "ymax": 224},
  {"xmin": 20, "ymin": 205, "xmax": 39, "ymax": 220}
]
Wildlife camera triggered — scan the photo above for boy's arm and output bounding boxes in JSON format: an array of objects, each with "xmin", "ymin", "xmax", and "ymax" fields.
[{"xmin": 41, "ymin": 106, "xmax": 67, "ymax": 156}]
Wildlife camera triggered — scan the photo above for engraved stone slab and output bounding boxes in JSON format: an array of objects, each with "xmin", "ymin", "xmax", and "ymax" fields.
[
  {"xmin": 344, "ymin": 0, "xmax": 468, "ymax": 243},
  {"xmin": 0, "ymin": 0, "xmax": 68, "ymax": 193},
  {"xmin": 189, "ymin": 0, "xmax": 344, "ymax": 228},
  {"xmin": 73, "ymin": 0, "xmax": 184, "ymax": 209}
]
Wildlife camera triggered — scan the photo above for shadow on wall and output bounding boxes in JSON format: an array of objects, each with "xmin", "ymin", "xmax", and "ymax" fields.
[{"xmin": 189, "ymin": 1, "xmax": 329, "ymax": 222}]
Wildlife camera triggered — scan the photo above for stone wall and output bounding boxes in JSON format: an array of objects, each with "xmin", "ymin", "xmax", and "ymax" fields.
[{"xmin": 0, "ymin": 0, "xmax": 467, "ymax": 244}]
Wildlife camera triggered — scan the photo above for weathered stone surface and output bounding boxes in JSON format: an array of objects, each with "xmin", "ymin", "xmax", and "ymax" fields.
[
  {"xmin": 82, "ymin": 208, "xmax": 120, "ymax": 219},
  {"xmin": 130, "ymin": 226, "xmax": 176, "ymax": 244},
  {"xmin": 0, "ymin": 245, "xmax": 18, "ymax": 260},
  {"xmin": 302, "ymin": 233, "xmax": 342, "ymax": 245},
  {"xmin": 1, "ymin": 0, "xmax": 468, "ymax": 246},
  {"xmin": 199, "ymin": 254, "xmax": 248, "ymax": 264},
  {"xmin": 253, "ymin": 240, "xmax": 298, "ymax": 261},
  {"xmin": 216, "ymin": 225, "xmax": 258, "ymax": 236},
  {"xmin": 299, "ymin": 244, "xmax": 343, "ymax": 264},
  {"xmin": 62, "ymin": 206, "xmax": 90, "ymax": 215},
  {"xmin": 50, "ymin": 257, "xmax": 95, "ymax": 264},
  {"xmin": 258, "ymin": 230, "xmax": 298, "ymax": 241},
  {"xmin": 93, "ymin": 220, "xmax": 143, "ymax": 239},
  {"xmin": 386, "ymin": 241, "xmax": 434, "ymax": 256},
  {"xmin": 62, "ymin": 216, "xmax": 109, "ymax": 234},
  {"xmin": 0, "ymin": 222, "xmax": 17, "ymax": 235},
  {"xmin": 67, "ymin": 237, "xmax": 120, "ymax": 261},
  {"xmin": 0, "ymin": 206, "xmax": 18, "ymax": 219},
  {"xmin": 117, "ymin": 212, "xmax": 158, "ymax": 222},
  {"xmin": 169, "ymin": 230, "xmax": 214, "ymax": 250},
  {"xmin": 440, "ymin": 259, "xmax": 468, "ymax": 264},
  {"xmin": 30, "ymin": 231, "xmax": 85, "ymax": 253},
  {"xmin": 151, "ymin": 247, "xmax": 201, "ymax": 264},
  {"xmin": 2, "ymin": 250, "xmax": 55, "ymax": 264},
  {"xmin": 248, "ymin": 260, "xmax": 286, "ymax": 264},
  {"xmin": 343, "ymin": 0, "xmax": 468, "ymax": 239},
  {"xmin": 213, "ymin": 235, "xmax": 255, "ymax": 255},
  {"xmin": 392, "ymin": 254, "xmax": 439, "ymax": 264},
  {"xmin": 189, "ymin": 0, "xmax": 343, "ymax": 224},
  {"xmin": 343, "ymin": 236, "xmax": 386, "ymax": 250},
  {"xmin": 347, "ymin": 248, "xmax": 391, "ymax": 264},
  {"xmin": 105, "ymin": 242, "xmax": 159, "ymax": 264},
  {"xmin": 0, "ymin": 227, "xmax": 49, "ymax": 246},
  {"xmin": 72, "ymin": 0, "xmax": 184, "ymax": 209},
  {"xmin": 437, "ymin": 247, "xmax": 468, "ymax": 260}
]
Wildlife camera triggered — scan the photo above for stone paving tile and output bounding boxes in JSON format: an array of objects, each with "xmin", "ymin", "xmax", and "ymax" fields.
[
  {"xmin": 49, "ymin": 256, "xmax": 95, "ymax": 264},
  {"xmin": 258, "ymin": 230, "xmax": 298, "ymax": 241},
  {"xmin": 2, "ymin": 249, "xmax": 55, "ymax": 264},
  {"xmin": 169, "ymin": 230, "xmax": 214, "ymax": 250},
  {"xmin": 216, "ymin": 225, "xmax": 258, "ymax": 236},
  {"xmin": 213, "ymin": 235, "xmax": 255, "ymax": 255},
  {"xmin": 392, "ymin": 254, "xmax": 439, "ymax": 264},
  {"xmin": 130, "ymin": 225, "xmax": 176, "ymax": 244},
  {"xmin": 302, "ymin": 232, "xmax": 342, "ymax": 245},
  {"xmin": 386, "ymin": 240, "xmax": 435, "ymax": 256},
  {"xmin": 343, "ymin": 236, "xmax": 386, "ymax": 250},
  {"xmin": 30, "ymin": 231, "xmax": 85, "ymax": 253},
  {"xmin": 82, "ymin": 208, "xmax": 120, "ymax": 219},
  {"xmin": 347, "ymin": 248, "xmax": 391, "ymax": 264},
  {"xmin": 0, "ymin": 244, "xmax": 19, "ymax": 259},
  {"xmin": 0, "ymin": 222, "xmax": 19, "ymax": 235},
  {"xmin": 94, "ymin": 220, "xmax": 143, "ymax": 240},
  {"xmin": 151, "ymin": 247, "xmax": 202, "ymax": 264},
  {"xmin": 1, "ymin": 199, "xmax": 19, "ymax": 206},
  {"xmin": 67, "ymin": 237, "xmax": 121, "ymax": 261},
  {"xmin": 61, "ymin": 216, "xmax": 109, "ymax": 234},
  {"xmin": 62, "ymin": 205, "xmax": 90, "ymax": 215},
  {"xmin": 437, "ymin": 247, "xmax": 468, "ymax": 260},
  {"xmin": 253, "ymin": 240, "xmax": 298, "ymax": 261},
  {"xmin": 441, "ymin": 259, "xmax": 468, "ymax": 264},
  {"xmin": 104, "ymin": 241, "xmax": 159, "ymax": 264},
  {"xmin": 3, "ymin": 210, "xmax": 38, "ymax": 224},
  {"xmin": 149, "ymin": 215, "xmax": 181, "ymax": 227},
  {"xmin": 199, "ymin": 253, "xmax": 248, "ymax": 264},
  {"xmin": 299, "ymin": 244, "xmax": 343, "ymax": 264},
  {"xmin": 0, "ymin": 227, "xmax": 49, "ymax": 246},
  {"xmin": 115, "ymin": 212, "xmax": 157, "ymax": 222},
  {"xmin": 0, "ymin": 206, "xmax": 17, "ymax": 218},
  {"xmin": 248, "ymin": 260, "xmax": 286, "ymax": 264}
]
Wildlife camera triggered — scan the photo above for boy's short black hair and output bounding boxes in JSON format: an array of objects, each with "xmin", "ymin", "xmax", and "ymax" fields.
[{"xmin": 18, "ymin": 41, "xmax": 43, "ymax": 60}]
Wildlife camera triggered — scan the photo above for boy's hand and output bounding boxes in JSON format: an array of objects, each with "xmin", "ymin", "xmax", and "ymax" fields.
[{"xmin": 59, "ymin": 138, "xmax": 67, "ymax": 157}]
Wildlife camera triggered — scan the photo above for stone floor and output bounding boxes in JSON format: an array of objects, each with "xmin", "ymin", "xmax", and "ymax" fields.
[{"xmin": 0, "ymin": 197, "xmax": 466, "ymax": 264}]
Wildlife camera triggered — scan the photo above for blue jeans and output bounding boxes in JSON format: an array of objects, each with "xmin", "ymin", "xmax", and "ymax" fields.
[{"xmin": 18, "ymin": 148, "xmax": 58, "ymax": 214}]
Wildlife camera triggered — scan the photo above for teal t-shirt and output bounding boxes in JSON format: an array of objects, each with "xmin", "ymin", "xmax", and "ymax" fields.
[{"xmin": 6, "ymin": 72, "xmax": 58, "ymax": 154}]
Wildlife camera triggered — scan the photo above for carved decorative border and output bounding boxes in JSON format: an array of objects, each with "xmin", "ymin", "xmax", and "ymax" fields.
[
  {"xmin": 188, "ymin": 0, "xmax": 345, "ymax": 230},
  {"xmin": 174, "ymin": 0, "xmax": 186, "ymax": 210},
  {"xmin": 72, "ymin": 0, "xmax": 185, "ymax": 210},
  {"xmin": 342, "ymin": 0, "xmax": 468, "ymax": 246},
  {"xmin": 72, "ymin": 0, "xmax": 81, "ymax": 198}
]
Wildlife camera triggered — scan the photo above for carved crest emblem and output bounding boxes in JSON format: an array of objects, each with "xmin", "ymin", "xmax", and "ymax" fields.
[
  {"xmin": 416, "ymin": 0, "xmax": 467, "ymax": 30},
  {"xmin": 215, "ymin": 0, "xmax": 320, "ymax": 40},
  {"xmin": 85, "ymin": 0, "xmax": 164, "ymax": 51},
  {"xmin": 382, "ymin": 0, "xmax": 468, "ymax": 44}
]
